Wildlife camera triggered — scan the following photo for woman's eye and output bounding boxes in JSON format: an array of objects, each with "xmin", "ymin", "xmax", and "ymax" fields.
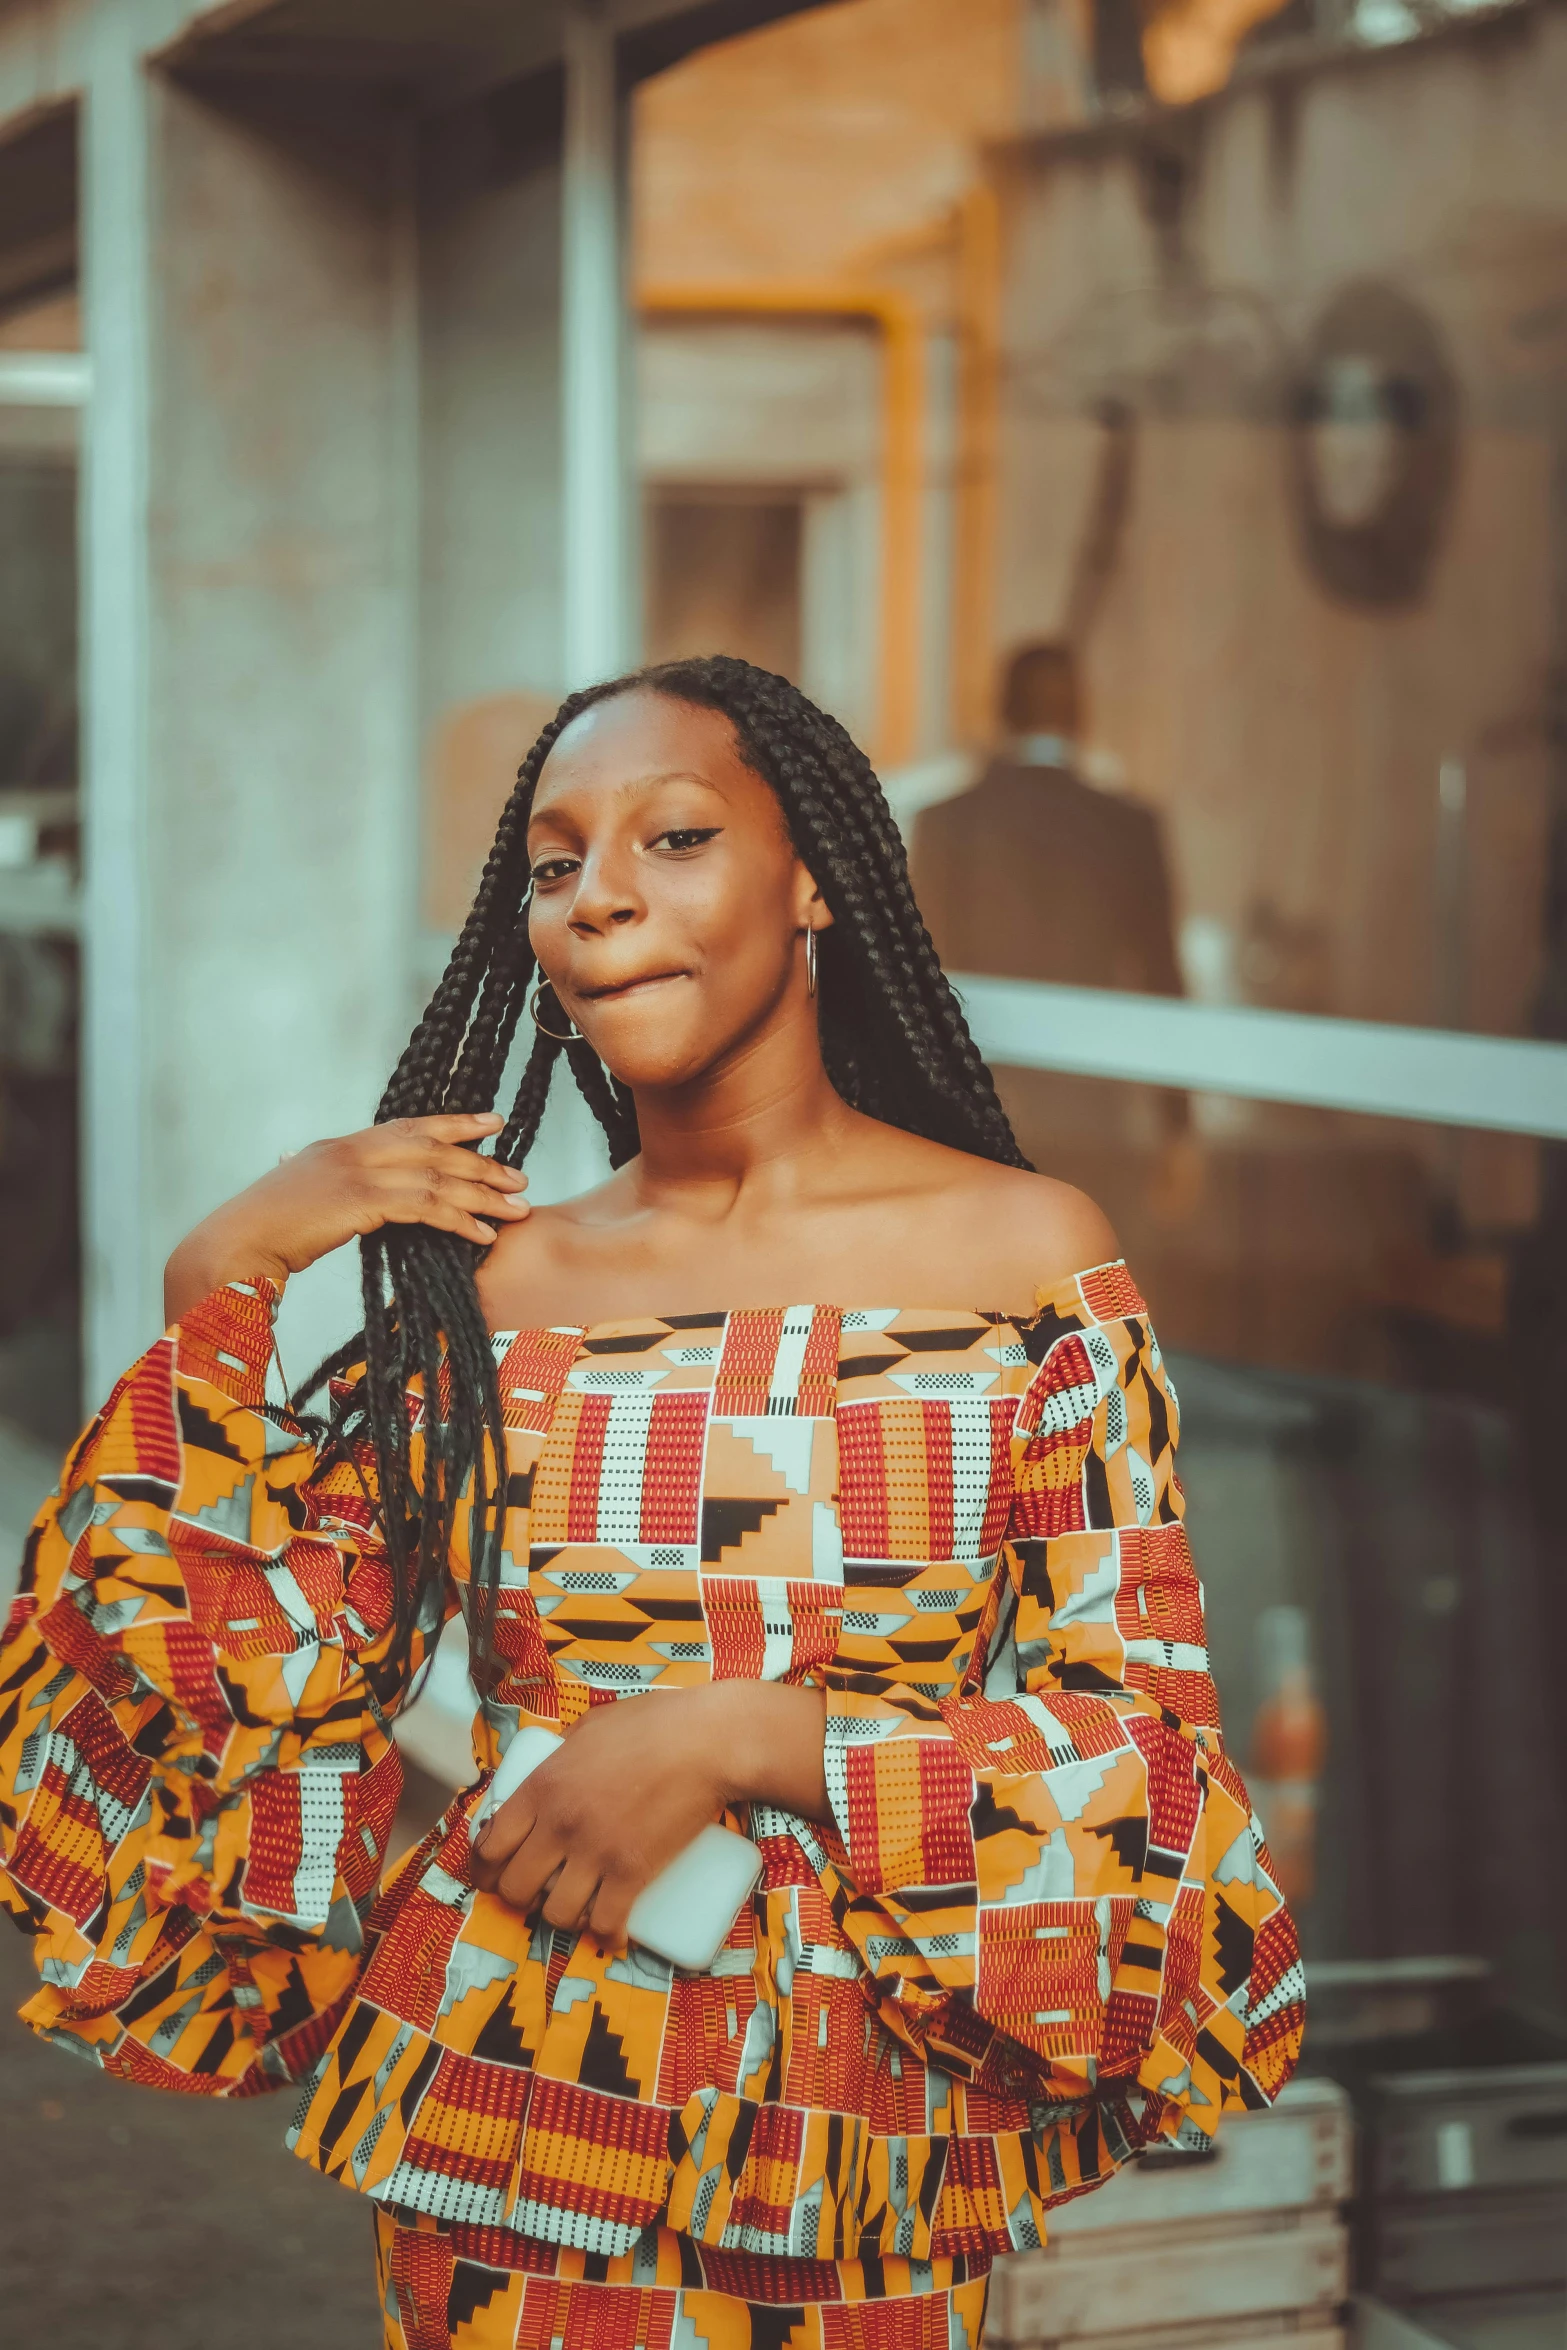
[
  {"xmin": 529, "ymin": 856, "xmax": 579, "ymax": 885},
  {"xmin": 655, "ymin": 827, "xmax": 722, "ymax": 853}
]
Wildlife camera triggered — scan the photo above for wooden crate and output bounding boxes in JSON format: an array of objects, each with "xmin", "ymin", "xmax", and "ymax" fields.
[
  {"xmin": 987, "ymin": 2206, "xmax": 1349, "ymax": 2346},
  {"xmin": 1047, "ymin": 2081, "xmax": 1353, "ymax": 2238},
  {"xmin": 1369, "ymin": 2186, "xmax": 1567, "ymax": 2302},
  {"xmin": 987, "ymin": 2081, "xmax": 1354, "ymax": 2348},
  {"xmin": 990, "ymin": 2317, "xmax": 1345, "ymax": 2350},
  {"xmin": 1364, "ymin": 2063, "xmax": 1567, "ymax": 2304},
  {"xmin": 1367, "ymin": 2064, "xmax": 1567, "ymax": 2202},
  {"xmin": 1354, "ymin": 2292, "xmax": 1567, "ymax": 2350}
]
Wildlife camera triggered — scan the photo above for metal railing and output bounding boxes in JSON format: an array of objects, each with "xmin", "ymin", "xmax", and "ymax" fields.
[{"xmin": 953, "ymin": 974, "xmax": 1567, "ymax": 1142}]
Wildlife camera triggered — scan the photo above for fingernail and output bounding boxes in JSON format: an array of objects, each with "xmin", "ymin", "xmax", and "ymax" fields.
[{"xmin": 476, "ymin": 1223, "xmax": 497, "ymax": 1241}]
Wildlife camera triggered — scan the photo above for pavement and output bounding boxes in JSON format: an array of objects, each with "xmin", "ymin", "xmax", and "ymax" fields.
[{"xmin": 0, "ymin": 1929, "xmax": 383, "ymax": 2348}]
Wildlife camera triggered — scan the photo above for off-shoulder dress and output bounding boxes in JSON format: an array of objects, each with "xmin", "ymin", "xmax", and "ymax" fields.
[{"xmin": 0, "ymin": 1262, "xmax": 1303, "ymax": 2346}]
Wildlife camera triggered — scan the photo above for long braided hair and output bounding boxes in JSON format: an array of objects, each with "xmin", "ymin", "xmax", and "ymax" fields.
[{"xmin": 307, "ymin": 656, "xmax": 1028, "ymax": 1703}]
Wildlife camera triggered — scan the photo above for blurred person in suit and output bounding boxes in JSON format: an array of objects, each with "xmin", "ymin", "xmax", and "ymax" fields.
[{"xmin": 909, "ymin": 640, "xmax": 1196, "ymax": 1217}]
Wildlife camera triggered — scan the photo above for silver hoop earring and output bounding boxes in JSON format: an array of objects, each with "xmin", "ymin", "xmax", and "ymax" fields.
[
  {"xmin": 805, "ymin": 927, "xmax": 819, "ymax": 998},
  {"xmin": 529, "ymin": 981, "xmax": 577, "ymax": 1042}
]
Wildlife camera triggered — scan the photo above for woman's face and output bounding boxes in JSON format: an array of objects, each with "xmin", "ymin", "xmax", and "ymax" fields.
[{"xmin": 525, "ymin": 689, "xmax": 827, "ymax": 1091}]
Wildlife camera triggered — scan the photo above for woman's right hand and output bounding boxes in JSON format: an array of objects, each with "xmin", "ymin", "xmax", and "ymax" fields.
[{"xmin": 162, "ymin": 1113, "xmax": 531, "ymax": 1323}]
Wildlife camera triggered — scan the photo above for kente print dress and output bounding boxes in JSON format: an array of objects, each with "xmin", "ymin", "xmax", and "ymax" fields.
[{"xmin": 0, "ymin": 1263, "xmax": 1303, "ymax": 2350}]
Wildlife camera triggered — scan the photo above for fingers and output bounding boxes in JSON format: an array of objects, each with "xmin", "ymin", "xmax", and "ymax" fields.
[
  {"xmin": 370, "ymin": 1141, "xmax": 530, "ymax": 1247},
  {"xmin": 587, "ymin": 1873, "xmax": 636, "ymax": 1947},
  {"xmin": 541, "ymin": 1859, "xmax": 602, "ymax": 1934},
  {"xmin": 470, "ymin": 1787, "xmax": 537, "ymax": 1887},
  {"xmin": 488, "ymin": 1825, "xmax": 549, "ymax": 1913},
  {"xmin": 373, "ymin": 1131, "xmax": 528, "ymax": 1196},
  {"xmin": 388, "ymin": 1113, "xmax": 505, "ymax": 1143},
  {"xmin": 389, "ymin": 1132, "xmax": 532, "ymax": 1199},
  {"xmin": 468, "ymin": 1155, "xmax": 531, "ymax": 1199},
  {"xmin": 471, "ymin": 1789, "xmax": 611, "ymax": 1940},
  {"xmin": 405, "ymin": 1202, "xmax": 499, "ymax": 1248},
  {"xmin": 494, "ymin": 1832, "xmax": 567, "ymax": 1918},
  {"xmin": 237, "ymin": 1113, "xmax": 529, "ymax": 1281},
  {"xmin": 475, "ymin": 1786, "xmax": 568, "ymax": 1917},
  {"xmin": 473, "ymin": 1823, "xmax": 628, "ymax": 1941},
  {"xmin": 430, "ymin": 1179, "xmax": 531, "ymax": 1229},
  {"xmin": 403, "ymin": 1192, "xmax": 521, "ymax": 1247},
  {"xmin": 469, "ymin": 1823, "xmax": 502, "ymax": 1890}
]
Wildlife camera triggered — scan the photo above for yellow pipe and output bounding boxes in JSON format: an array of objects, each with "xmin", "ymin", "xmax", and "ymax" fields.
[
  {"xmin": 639, "ymin": 282, "xmax": 926, "ymax": 768},
  {"xmin": 952, "ymin": 183, "xmax": 1001, "ymax": 745}
]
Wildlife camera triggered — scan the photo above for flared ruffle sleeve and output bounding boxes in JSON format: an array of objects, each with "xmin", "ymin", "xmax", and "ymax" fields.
[
  {"xmin": 0, "ymin": 1280, "xmax": 423, "ymax": 2095},
  {"xmin": 821, "ymin": 1268, "xmax": 1303, "ymax": 2166}
]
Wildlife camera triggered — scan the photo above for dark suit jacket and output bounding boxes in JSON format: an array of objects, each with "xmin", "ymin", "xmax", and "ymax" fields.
[
  {"xmin": 910, "ymin": 757, "xmax": 1183, "ymax": 998},
  {"xmin": 910, "ymin": 758, "xmax": 1186, "ymax": 1154}
]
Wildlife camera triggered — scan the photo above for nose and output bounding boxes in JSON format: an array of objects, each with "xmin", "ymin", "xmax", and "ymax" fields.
[{"xmin": 566, "ymin": 840, "xmax": 642, "ymax": 938}]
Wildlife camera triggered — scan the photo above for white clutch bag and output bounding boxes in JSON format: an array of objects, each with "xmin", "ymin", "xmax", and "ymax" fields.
[{"xmin": 474, "ymin": 1722, "xmax": 764, "ymax": 1973}]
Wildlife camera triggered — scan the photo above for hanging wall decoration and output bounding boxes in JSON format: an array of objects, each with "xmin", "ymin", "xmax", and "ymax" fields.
[{"xmin": 1291, "ymin": 279, "xmax": 1459, "ymax": 608}]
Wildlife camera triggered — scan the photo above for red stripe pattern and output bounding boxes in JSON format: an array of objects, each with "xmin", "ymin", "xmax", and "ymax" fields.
[{"xmin": 1, "ymin": 1266, "xmax": 1301, "ymax": 2343}]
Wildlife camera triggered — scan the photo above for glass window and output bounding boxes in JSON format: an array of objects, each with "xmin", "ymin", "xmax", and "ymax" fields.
[
  {"xmin": 0, "ymin": 389, "xmax": 80, "ymax": 1445},
  {"xmin": 987, "ymin": 1070, "xmax": 1566, "ymax": 2030},
  {"xmin": 982, "ymin": 158, "xmax": 1567, "ymax": 1052}
]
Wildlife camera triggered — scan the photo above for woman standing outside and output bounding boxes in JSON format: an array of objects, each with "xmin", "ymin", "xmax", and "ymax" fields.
[{"xmin": 1, "ymin": 659, "xmax": 1301, "ymax": 2348}]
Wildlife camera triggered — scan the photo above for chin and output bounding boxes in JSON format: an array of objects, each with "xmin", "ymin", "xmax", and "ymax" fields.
[
  {"xmin": 576, "ymin": 983, "xmax": 777, "ymax": 1093},
  {"xmin": 577, "ymin": 1020, "xmax": 718, "ymax": 1092}
]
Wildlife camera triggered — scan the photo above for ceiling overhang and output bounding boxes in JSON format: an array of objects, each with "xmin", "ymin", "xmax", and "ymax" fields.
[{"xmin": 159, "ymin": 0, "xmax": 841, "ymax": 108}]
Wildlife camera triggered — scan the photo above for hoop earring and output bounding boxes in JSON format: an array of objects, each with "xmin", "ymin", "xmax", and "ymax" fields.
[
  {"xmin": 805, "ymin": 926, "xmax": 819, "ymax": 998},
  {"xmin": 529, "ymin": 982, "xmax": 577, "ymax": 1042}
]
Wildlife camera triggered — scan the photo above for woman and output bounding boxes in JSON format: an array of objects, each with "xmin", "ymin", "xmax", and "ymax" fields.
[{"xmin": 1, "ymin": 658, "xmax": 1301, "ymax": 2349}]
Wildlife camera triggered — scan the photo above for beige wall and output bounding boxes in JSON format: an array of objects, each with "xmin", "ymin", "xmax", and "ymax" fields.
[
  {"xmin": 1003, "ymin": 413, "xmax": 1554, "ymax": 1039},
  {"xmin": 628, "ymin": 0, "xmax": 1094, "ymax": 760},
  {"xmin": 992, "ymin": 17, "xmax": 1567, "ymax": 1049},
  {"xmin": 633, "ymin": 0, "xmax": 1048, "ymax": 295}
]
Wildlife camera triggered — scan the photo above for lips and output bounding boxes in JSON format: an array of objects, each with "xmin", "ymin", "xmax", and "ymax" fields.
[{"xmin": 577, "ymin": 970, "xmax": 690, "ymax": 1003}]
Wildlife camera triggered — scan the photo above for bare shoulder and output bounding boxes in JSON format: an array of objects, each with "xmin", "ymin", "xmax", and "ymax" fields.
[
  {"xmin": 946, "ymin": 1158, "xmax": 1119, "ymax": 1305},
  {"xmin": 867, "ymin": 1124, "xmax": 1120, "ymax": 1311},
  {"xmin": 474, "ymin": 1175, "xmax": 626, "ymax": 1327}
]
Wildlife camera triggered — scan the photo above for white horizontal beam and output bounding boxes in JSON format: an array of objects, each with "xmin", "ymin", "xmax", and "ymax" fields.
[
  {"xmin": 953, "ymin": 975, "xmax": 1567, "ymax": 1142},
  {"xmin": 0, "ymin": 352, "xmax": 91, "ymax": 406}
]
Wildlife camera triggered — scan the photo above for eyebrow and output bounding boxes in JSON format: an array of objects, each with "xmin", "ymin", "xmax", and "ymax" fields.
[{"xmin": 528, "ymin": 769, "xmax": 728, "ymax": 828}]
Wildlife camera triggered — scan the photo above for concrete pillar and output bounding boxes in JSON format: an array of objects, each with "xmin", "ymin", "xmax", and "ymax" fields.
[
  {"xmin": 75, "ymin": 23, "xmax": 632, "ymax": 1403},
  {"xmin": 415, "ymin": 81, "xmax": 611, "ymax": 1215},
  {"xmin": 80, "ymin": 35, "xmax": 155, "ymax": 1402},
  {"xmin": 561, "ymin": 2, "xmax": 634, "ymax": 688},
  {"xmin": 79, "ymin": 63, "xmax": 420, "ymax": 1397},
  {"xmin": 417, "ymin": 91, "xmax": 566, "ymax": 747}
]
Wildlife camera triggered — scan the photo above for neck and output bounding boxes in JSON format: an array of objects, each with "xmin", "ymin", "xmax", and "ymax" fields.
[
  {"xmin": 628, "ymin": 1000, "xmax": 855, "ymax": 1211},
  {"xmin": 1010, "ymin": 731, "xmax": 1076, "ymax": 769}
]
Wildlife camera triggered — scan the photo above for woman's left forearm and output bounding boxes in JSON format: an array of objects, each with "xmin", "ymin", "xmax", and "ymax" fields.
[{"xmin": 703, "ymin": 1679, "xmax": 830, "ymax": 1821}]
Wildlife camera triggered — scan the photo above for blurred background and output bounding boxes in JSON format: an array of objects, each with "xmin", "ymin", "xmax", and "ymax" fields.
[{"xmin": 1, "ymin": 0, "xmax": 1565, "ymax": 2343}]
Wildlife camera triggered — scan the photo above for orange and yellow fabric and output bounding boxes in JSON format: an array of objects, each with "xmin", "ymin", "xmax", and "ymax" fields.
[{"xmin": 0, "ymin": 1265, "xmax": 1302, "ymax": 2328}]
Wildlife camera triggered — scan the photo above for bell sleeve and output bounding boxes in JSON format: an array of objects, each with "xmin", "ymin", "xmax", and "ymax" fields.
[
  {"xmin": 821, "ymin": 1270, "xmax": 1304, "ymax": 2165},
  {"xmin": 0, "ymin": 1278, "xmax": 421, "ymax": 2096}
]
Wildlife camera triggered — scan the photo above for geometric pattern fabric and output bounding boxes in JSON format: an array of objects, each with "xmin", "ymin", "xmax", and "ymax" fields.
[
  {"xmin": 0, "ymin": 1263, "xmax": 1302, "ymax": 2334},
  {"xmin": 373, "ymin": 2210, "xmax": 993, "ymax": 2348}
]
